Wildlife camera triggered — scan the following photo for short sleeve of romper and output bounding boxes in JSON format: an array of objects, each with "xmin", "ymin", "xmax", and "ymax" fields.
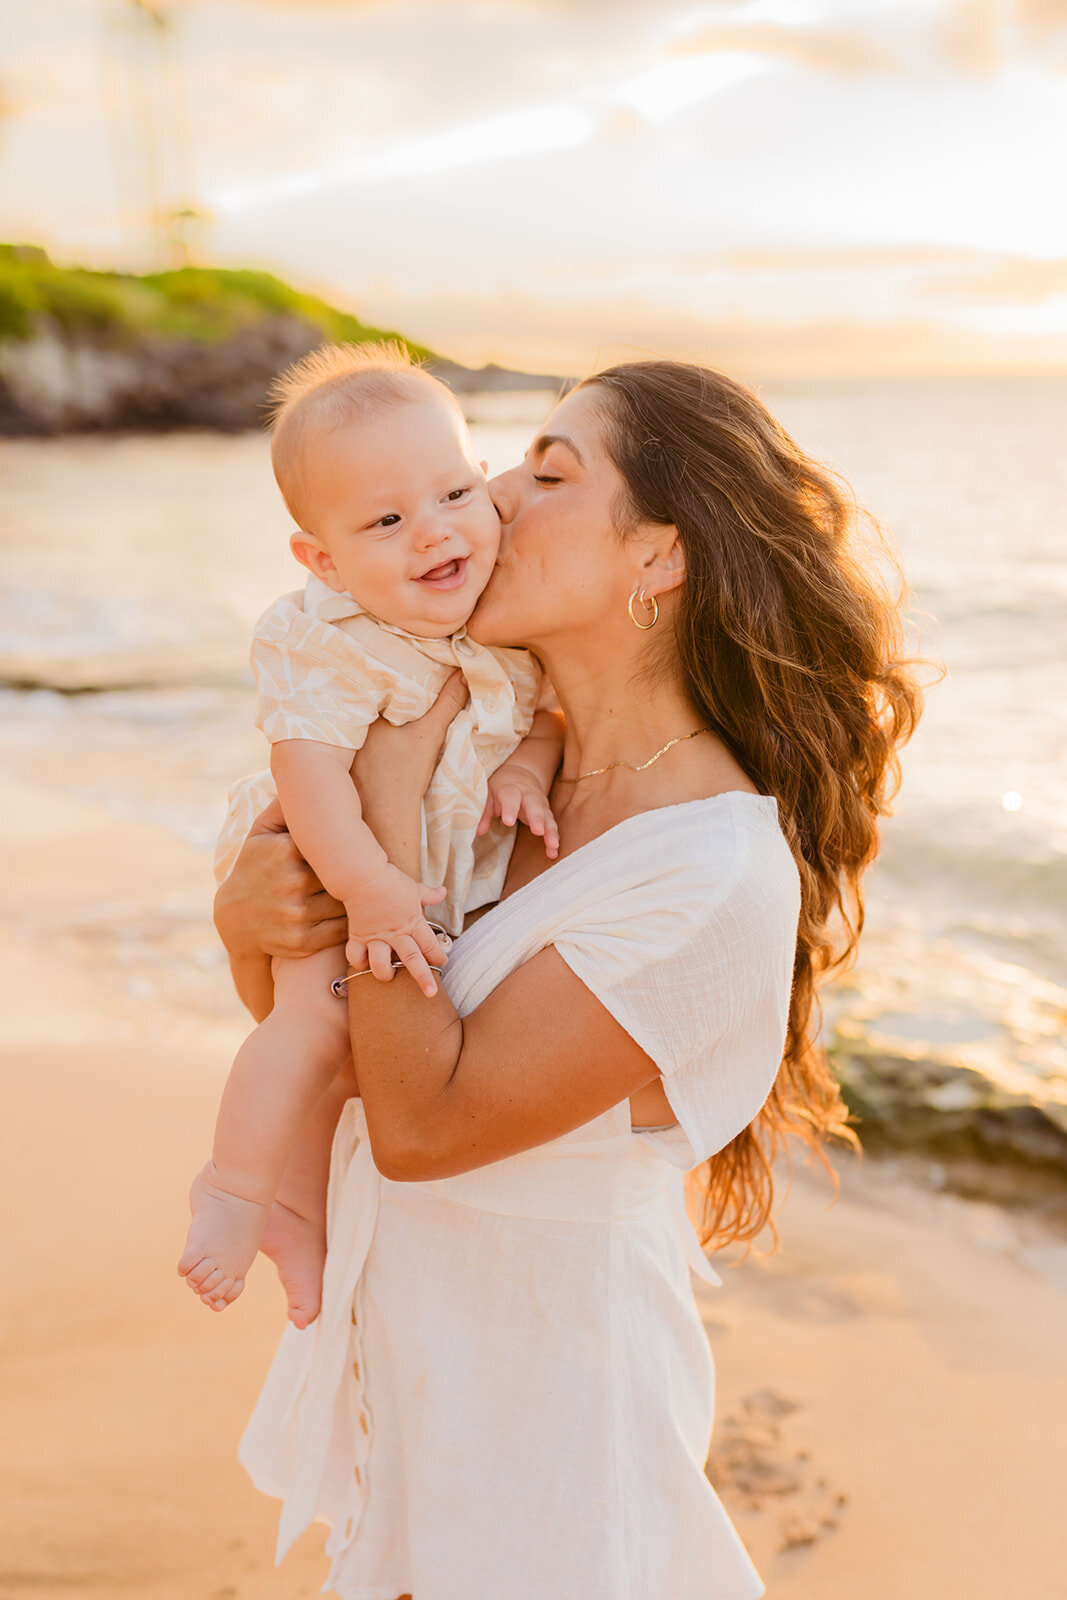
[
  {"xmin": 250, "ymin": 590, "xmax": 386, "ymax": 751},
  {"xmin": 552, "ymin": 795, "xmax": 801, "ymax": 1170}
]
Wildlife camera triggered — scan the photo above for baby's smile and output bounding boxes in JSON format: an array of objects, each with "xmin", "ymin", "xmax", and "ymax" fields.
[{"xmin": 415, "ymin": 554, "xmax": 470, "ymax": 591}]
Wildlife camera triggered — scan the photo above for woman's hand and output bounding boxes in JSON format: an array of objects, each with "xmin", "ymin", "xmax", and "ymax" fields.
[
  {"xmin": 350, "ymin": 670, "xmax": 470, "ymax": 865},
  {"xmin": 213, "ymin": 798, "xmax": 347, "ymax": 962}
]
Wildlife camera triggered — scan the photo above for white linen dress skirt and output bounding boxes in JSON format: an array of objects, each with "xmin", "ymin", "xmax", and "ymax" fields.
[{"xmin": 240, "ymin": 794, "xmax": 802, "ymax": 1600}]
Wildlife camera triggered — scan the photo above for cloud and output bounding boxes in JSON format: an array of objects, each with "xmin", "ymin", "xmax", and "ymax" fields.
[
  {"xmin": 357, "ymin": 280, "xmax": 1067, "ymax": 377},
  {"xmin": 935, "ymin": 1, "xmax": 1000, "ymax": 75},
  {"xmin": 707, "ymin": 246, "xmax": 967, "ymax": 272},
  {"xmin": 917, "ymin": 255, "xmax": 1067, "ymax": 302},
  {"xmin": 1014, "ymin": 0, "xmax": 1067, "ymax": 36},
  {"xmin": 936, "ymin": 0, "xmax": 1067, "ymax": 72},
  {"xmin": 672, "ymin": 21, "xmax": 898, "ymax": 76}
]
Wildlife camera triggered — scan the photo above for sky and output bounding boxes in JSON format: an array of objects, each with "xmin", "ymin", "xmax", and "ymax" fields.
[{"xmin": 2, "ymin": 0, "xmax": 1067, "ymax": 375}]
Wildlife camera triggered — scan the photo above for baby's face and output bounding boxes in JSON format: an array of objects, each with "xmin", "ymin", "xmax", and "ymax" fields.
[{"xmin": 292, "ymin": 391, "xmax": 501, "ymax": 638}]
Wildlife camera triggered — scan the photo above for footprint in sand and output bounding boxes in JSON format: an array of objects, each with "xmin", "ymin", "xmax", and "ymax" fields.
[{"xmin": 705, "ymin": 1388, "xmax": 848, "ymax": 1553}]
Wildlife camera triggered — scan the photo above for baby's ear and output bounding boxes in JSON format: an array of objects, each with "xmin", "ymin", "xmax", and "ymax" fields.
[
  {"xmin": 480, "ymin": 459, "xmax": 489, "ymax": 476},
  {"xmin": 290, "ymin": 531, "xmax": 341, "ymax": 587}
]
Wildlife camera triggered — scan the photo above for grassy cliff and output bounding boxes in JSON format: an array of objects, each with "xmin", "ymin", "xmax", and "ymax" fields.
[
  {"xmin": 0, "ymin": 244, "xmax": 428, "ymax": 356},
  {"xmin": 0, "ymin": 244, "xmax": 455, "ymax": 432}
]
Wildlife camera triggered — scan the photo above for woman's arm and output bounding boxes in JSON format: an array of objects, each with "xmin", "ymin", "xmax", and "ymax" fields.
[
  {"xmin": 349, "ymin": 939, "xmax": 662, "ymax": 1182},
  {"xmin": 347, "ymin": 677, "xmax": 663, "ymax": 1181}
]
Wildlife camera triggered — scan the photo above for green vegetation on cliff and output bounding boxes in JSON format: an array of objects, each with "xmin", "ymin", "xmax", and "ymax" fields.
[{"xmin": 0, "ymin": 243, "xmax": 430, "ymax": 356}]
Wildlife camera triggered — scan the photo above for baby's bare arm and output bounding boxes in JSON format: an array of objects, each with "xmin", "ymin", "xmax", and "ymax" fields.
[
  {"xmin": 480, "ymin": 709, "xmax": 564, "ymax": 857},
  {"xmin": 270, "ymin": 738, "xmax": 386, "ymax": 904},
  {"xmin": 505, "ymin": 708, "xmax": 565, "ymax": 791},
  {"xmin": 270, "ymin": 738, "xmax": 447, "ymax": 992}
]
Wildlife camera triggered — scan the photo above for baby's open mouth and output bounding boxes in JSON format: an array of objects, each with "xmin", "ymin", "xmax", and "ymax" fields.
[{"xmin": 417, "ymin": 557, "xmax": 467, "ymax": 591}]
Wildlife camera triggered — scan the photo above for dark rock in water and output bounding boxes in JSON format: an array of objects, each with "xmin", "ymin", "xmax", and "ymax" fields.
[
  {"xmin": 830, "ymin": 1033, "xmax": 1067, "ymax": 1180},
  {"xmin": 427, "ymin": 359, "xmax": 563, "ymax": 396}
]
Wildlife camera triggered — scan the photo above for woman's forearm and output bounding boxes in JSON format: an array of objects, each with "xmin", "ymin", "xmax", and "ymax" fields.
[
  {"xmin": 213, "ymin": 806, "xmax": 347, "ymax": 1014},
  {"xmin": 229, "ymin": 949, "xmax": 275, "ymax": 1022},
  {"xmin": 346, "ymin": 796, "xmax": 464, "ymax": 1169},
  {"xmin": 214, "ymin": 871, "xmax": 275, "ymax": 1017}
]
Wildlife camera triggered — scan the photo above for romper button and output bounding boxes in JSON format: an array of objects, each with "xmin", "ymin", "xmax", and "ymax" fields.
[
  {"xmin": 353, "ymin": 1360, "xmax": 361, "ymax": 1380},
  {"xmin": 360, "ymin": 1412, "xmax": 369, "ymax": 1435},
  {"xmin": 485, "ymin": 695, "xmax": 496, "ymax": 710}
]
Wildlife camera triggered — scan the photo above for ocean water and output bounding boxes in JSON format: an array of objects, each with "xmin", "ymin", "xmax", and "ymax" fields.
[{"xmin": 2, "ymin": 379, "xmax": 1065, "ymax": 1139}]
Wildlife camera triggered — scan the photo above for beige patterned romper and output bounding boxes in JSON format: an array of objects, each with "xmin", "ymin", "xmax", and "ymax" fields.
[{"xmin": 215, "ymin": 573, "xmax": 543, "ymax": 936}]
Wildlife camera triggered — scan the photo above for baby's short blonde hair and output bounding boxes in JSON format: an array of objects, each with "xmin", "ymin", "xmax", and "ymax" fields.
[{"xmin": 268, "ymin": 339, "xmax": 455, "ymax": 528}]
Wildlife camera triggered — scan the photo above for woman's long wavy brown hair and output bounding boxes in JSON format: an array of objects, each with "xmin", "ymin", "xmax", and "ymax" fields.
[{"xmin": 583, "ymin": 360, "xmax": 925, "ymax": 1249}]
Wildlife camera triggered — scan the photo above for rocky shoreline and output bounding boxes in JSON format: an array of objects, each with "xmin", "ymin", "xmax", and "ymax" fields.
[
  {"xmin": 0, "ymin": 247, "xmax": 560, "ymax": 434},
  {"xmin": 832, "ymin": 1031, "xmax": 1067, "ymax": 1209},
  {"xmin": 0, "ymin": 317, "xmax": 560, "ymax": 435}
]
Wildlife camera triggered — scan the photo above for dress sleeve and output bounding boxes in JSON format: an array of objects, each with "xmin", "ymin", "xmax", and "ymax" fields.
[
  {"xmin": 552, "ymin": 800, "xmax": 800, "ymax": 1171},
  {"xmin": 250, "ymin": 593, "xmax": 385, "ymax": 750}
]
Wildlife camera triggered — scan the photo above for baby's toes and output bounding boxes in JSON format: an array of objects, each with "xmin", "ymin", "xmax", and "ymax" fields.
[
  {"xmin": 181, "ymin": 1258, "xmax": 214, "ymax": 1290},
  {"xmin": 188, "ymin": 1259, "xmax": 226, "ymax": 1293},
  {"xmin": 202, "ymin": 1276, "xmax": 244, "ymax": 1312},
  {"xmin": 196, "ymin": 1270, "xmax": 230, "ymax": 1303},
  {"xmin": 176, "ymin": 1242, "xmax": 206, "ymax": 1280}
]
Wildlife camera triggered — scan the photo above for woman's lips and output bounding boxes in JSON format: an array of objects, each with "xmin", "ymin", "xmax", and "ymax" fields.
[{"xmin": 417, "ymin": 556, "xmax": 468, "ymax": 591}]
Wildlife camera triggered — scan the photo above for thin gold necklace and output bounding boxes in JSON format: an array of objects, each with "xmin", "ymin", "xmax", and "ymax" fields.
[{"xmin": 556, "ymin": 728, "xmax": 709, "ymax": 784}]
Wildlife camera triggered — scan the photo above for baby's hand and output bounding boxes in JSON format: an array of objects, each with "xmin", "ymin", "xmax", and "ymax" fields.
[
  {"xmin": 478, "ymin": 762, "xmax": 560, "ymax": 859},
  {"xmin": 345, "ymin": 863, "xmax": 449, "ymax": 997}
]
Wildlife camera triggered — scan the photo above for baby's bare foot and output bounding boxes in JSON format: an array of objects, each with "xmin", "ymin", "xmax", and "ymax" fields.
[
  {"xmin": 260, "ymin": 1200, "xmax": 326, "ymax": 1329},
  {"xmin": 177, "ymin": 1162, "xmax": 269, "ymax": 1312}
]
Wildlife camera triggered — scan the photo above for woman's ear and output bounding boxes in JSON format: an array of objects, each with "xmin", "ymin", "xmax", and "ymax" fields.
[
  {"xmin": 641, "ymin": 528, "xmax": 686, "ymax": 597},
  {"xmin": 290, "ymin": 531, "xmax": 342, "ymax": 590}
]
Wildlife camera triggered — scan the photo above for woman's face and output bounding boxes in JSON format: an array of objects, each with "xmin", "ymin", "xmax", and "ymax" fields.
[{"xmin": 467, "ymin": 385, "xmax": 642, "ymax": 651}]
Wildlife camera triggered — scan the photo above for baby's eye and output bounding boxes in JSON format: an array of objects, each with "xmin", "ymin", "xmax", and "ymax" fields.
[
  {"xmin": 374, "ymin": 513, "xmax": 401, "ymax": 529},
  {"xmin": 444, "ymin": 486, "xmax": 472, "ymax": 503}
]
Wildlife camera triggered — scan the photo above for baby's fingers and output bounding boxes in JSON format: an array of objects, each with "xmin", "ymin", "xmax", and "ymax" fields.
[
  {"xmin": 395, "ymin": 935, "xmax": 439, "ymax": 999},
  {"xmin": 519, "ymin": 793, "xmax": 560, "ymax": 858},
  {"xmin": 367, "ymin": 940, "xmax": 396, "ymax": 983},
  {"xmin": 492, "ymin": 782, "xmax": 524, "ymax": 829},
  {"xmin": 413, "ymin": 916, "xmax": 450, "ymax": 968}
]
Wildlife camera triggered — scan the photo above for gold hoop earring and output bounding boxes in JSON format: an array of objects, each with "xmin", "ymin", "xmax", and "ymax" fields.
[{"xmin": 627, "ymin": 587, "xmax": 659, "ymax": 630}]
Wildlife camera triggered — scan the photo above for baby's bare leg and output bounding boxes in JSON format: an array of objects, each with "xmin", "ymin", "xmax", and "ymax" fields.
[
  {"xmin": 260, "ymin": 1064, "xmax": 356, "ymax": 1329},
  {"xmin": 177, "ymin": 947, "xmax": 349, "ymax": 1312}
]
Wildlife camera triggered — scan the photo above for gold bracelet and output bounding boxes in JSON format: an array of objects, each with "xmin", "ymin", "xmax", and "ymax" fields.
[{"xmin": 331, "ymin": 964, "xmax": 444, "ymax": 997}]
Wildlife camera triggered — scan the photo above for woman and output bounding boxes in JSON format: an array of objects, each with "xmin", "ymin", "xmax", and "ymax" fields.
[{"xmin": 216, "ymin": 360, "xmax": 920, "ymax": 1600}]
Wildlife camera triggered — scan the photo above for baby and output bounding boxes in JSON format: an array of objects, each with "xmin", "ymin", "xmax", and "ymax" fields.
[{"xmin": 178, "ymin": 341, "xmax": 561, "ymax": 1322}]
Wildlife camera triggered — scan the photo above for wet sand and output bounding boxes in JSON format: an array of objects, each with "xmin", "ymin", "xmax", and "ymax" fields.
[{"xmin": 2, "ymin": 767, "xmax": 1066, "ymax": 1600}]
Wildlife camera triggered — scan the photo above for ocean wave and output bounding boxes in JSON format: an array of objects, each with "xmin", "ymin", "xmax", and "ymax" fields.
[{"xmin": 0, "ymin": 585, "xmax": 249, "ymax": 691}]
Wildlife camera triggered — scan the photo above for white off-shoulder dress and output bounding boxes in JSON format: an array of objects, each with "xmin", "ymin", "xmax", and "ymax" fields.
[{"xmin": 240, "ymin": 793, "xmax": 801, "ymax": 1600}]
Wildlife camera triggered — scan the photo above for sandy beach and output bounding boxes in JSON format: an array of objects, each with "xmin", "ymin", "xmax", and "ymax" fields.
[{"xmin": 3, "ymin": 758, "xmax": 1066, "ymax": 1600}]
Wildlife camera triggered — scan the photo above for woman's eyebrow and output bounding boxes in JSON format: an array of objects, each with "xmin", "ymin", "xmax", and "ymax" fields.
[{"xmin": 532, "ymin": 433, "xmax": 585, "ymax": 467}]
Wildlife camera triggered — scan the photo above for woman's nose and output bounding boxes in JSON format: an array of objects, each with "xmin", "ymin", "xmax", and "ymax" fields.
[{"xmin": 488, "ymin": 466, "xmax": 518, "ymax": 527}]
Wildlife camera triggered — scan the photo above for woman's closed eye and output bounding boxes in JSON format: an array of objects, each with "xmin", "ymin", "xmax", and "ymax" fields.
[{"xmin": 533, "ymin": 474, "xmax": 562, "ymax": 486}]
